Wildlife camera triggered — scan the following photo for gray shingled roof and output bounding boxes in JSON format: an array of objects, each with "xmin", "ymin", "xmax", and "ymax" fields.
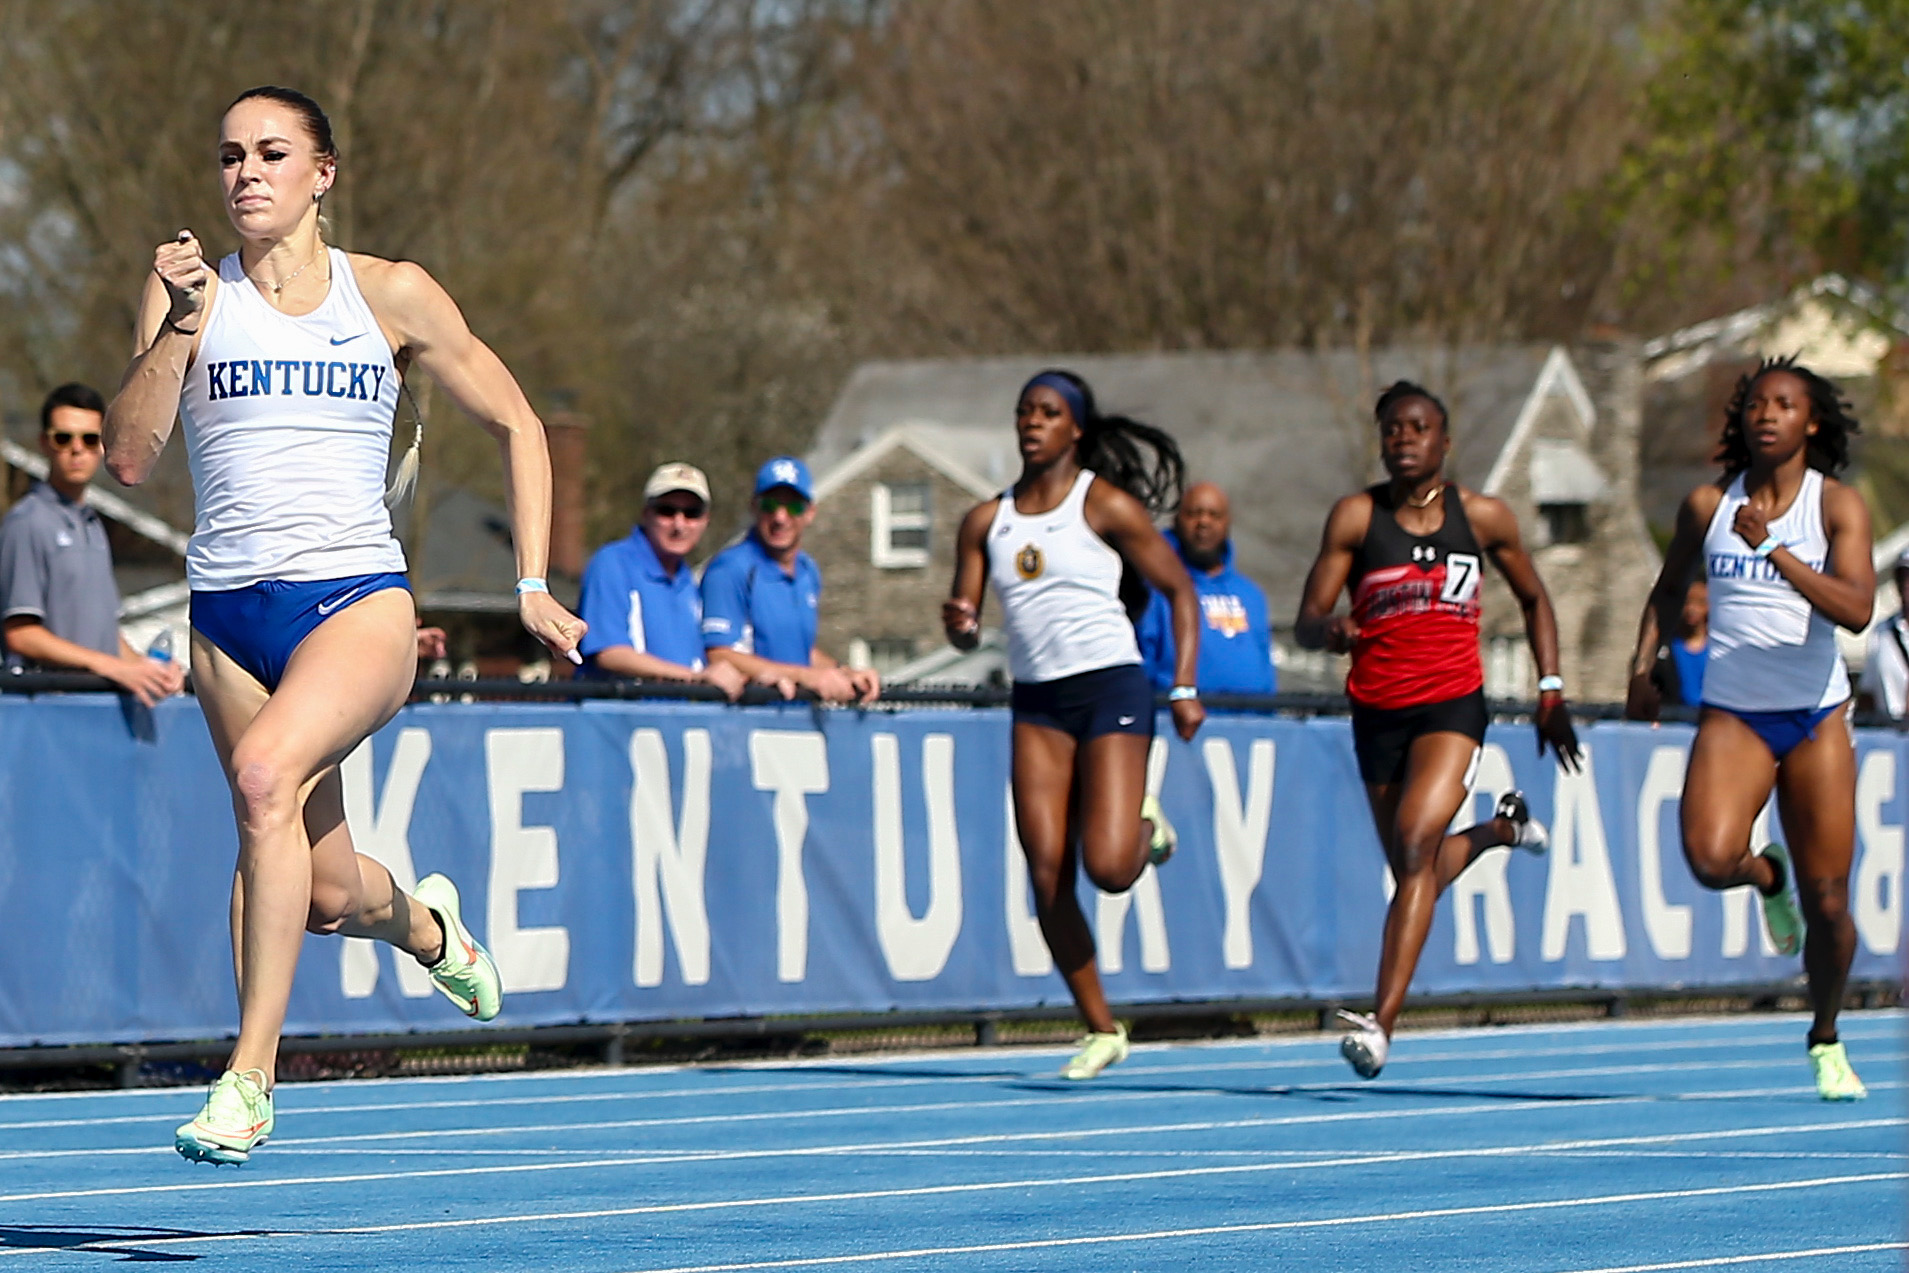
[{"xmin": 810, "ymin": 347, "xmax": 1556, "ymax": 615}]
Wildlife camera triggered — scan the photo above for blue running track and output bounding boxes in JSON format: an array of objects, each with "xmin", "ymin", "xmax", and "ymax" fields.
[{"xmin": 0, "ymin": 1011, "xmax": 1899, "ymax": 1271}]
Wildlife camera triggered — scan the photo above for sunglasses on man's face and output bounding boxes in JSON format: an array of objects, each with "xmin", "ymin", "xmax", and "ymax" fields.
[
  {"xmin": 758, "ymin": 495, "xmax": 808, "ymax": 517},
  {"xmin": 650, "ymin": 500, "xmax": 707, "ymax": 522},
  {"xmin": 48, "ymin": 431, "xmax": 101, "ymax": 450}
]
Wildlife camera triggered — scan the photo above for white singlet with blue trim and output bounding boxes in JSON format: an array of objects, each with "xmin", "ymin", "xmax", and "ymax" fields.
[
  {"xmin": 1701, "ymin": 467, "xmax": 1850, "ymax": 712},
  {"xmin": 177, "ymin": 249, "xmax": 407, "ymax": 590},
  {"xmin": 987, "ymin": 469, "xmax": 1140, "ymax": 683}
]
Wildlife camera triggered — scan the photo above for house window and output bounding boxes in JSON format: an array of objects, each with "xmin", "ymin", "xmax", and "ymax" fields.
[
  {"xmin": 865, "ymin": 636, "xmax": 918, "ymax": 672},
  {"xmin": 1539, "ymin": 502, "xmax": 1591, "ymax": 545},
  {"xmin": 871, "ymin": 482, "xmax": 931, "ymax": 568}
]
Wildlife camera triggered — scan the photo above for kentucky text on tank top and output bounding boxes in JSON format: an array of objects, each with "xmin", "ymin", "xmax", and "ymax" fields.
[
  {"xmin": 1701, "ymin": 468, "xmax": 1850, "ymax": 712},
  {"xmin": 177, "ymin": 249, "xmax": 408, "ymax": 590},
  {"xmin": 1346, "ymin": 483, "xmax": 1485, "ymax": 709},
  {"xmin": 987, "ymin": 469, "xmax": 1141, "ymax": 684}
]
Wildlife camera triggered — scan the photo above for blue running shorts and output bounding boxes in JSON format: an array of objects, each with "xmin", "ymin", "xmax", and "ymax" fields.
[
  {"xmin": 190, "ymin": 572, "xmax": 411, "ymax": 690},
  {"xmin": 1708, "ymin": 702, "xmax": 1843, "ymax": 761}
]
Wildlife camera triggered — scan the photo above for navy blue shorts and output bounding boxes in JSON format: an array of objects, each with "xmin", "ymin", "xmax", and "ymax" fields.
[
  {"xmin": 1011, "ymin": 664, "xmax": 1154, "ymax": 741},
  {"xmin": 1708, "ymin": 702, "xmax": 1843, "ymax": 761},
  {"xmin": 191, "ymin": 573, "xmax": 411, "ymax": 691}
]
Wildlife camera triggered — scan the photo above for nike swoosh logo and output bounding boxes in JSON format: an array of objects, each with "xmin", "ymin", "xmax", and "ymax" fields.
[
  {"xmin": 329, "ymin": 332, "xmax": 368, "ymax": 346},
  {"xmin": 1118, "ymin": 715, "xmax": 1136, "ymax": 726},
  {"xmin": 316, "ymin": 589, "xmax": 366, "ymax": 616}
]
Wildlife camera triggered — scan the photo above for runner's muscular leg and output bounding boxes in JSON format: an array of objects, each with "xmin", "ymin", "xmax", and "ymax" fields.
[
  {"xmin": 1371, "ymin": 732, "xmax": 1478, "ymax": 1036},
  {"xmin": 1774, "ymin": 711, "xmax": 1858, "ymax": 1045},
  {"xmin": 302, "ymin": 769, "xmax": 444, "ymax": 962},
  {"xmin": 1076, "ymin": 731, "xmax": 1154, "ymax": 895},
  {"xmin": 217, "ymin": 589, "xmax": 418, "ymax": 1082},
  {"xmin": 1682, "ymin": 709, "xmax": 1780, "ymax": 894},
  {"xmin": 1014, "ymin": 721, "xmax": 1116, "ymax": 1035}
]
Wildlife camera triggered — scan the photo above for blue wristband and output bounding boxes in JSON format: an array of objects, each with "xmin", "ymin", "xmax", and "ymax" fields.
[
  {"xmin": 1753, "ymin": 536, "xmax": 1781, "ymax": 559},
  {"xmin": 515, "ymin": 577, "xmax": 549, "ymax": 596},
  {"xmin": 1168, "ymin": 685, "xmax": 1199, "ymax": 702}
]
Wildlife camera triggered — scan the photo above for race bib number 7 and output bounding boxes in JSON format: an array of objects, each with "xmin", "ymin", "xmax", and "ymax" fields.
[{"xmin": 1440, "ymin": 553, "xmax": 1481, "ymax": 604}]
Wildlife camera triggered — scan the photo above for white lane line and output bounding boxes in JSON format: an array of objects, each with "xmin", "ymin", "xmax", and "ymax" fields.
[
  {"xmin": 0, "ymin": 1034, "xmax": 1862, "ymax": 1132},
  {"xmin": 0, "ymin": 1098, "xmax": 1891, "ymax": 1214},
  {"xmin": 13, "ymin": 1052, "xmax": 1897, "ymax": 1159},
  {"xmin": 1547, "ymin": 1242, "xmax": 1909, "ymax": 1272},
  {"xmin": 2, "ymin": 1125, "xmax": 1899, "ymax": 1258},
  {"xmin": 607, "ymin": 1178, "xmax": 1908, "ymax": 1273},
  {"xmin": 2, "ymin": 1009, "xmax": 1894, "ymax": 1109}
]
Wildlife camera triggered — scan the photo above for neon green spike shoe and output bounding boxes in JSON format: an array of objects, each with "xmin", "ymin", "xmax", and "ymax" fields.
[
  {"xmin": 1758, "ymin": 844, "xmax": 1803, "ymax": 957},
  {"xmin": 175, "ymin": 1068, "xmax": 273, "ymax": 1165},
  {"xmin": 415, "ymin": 873, "xmax": 503, "ymax": 1021},
  {"xmin": 1059, "ymin": 1023, "xmax": 1130, "ymax": 1080},
  {"xmin": 1142, "ymin": 794, "xmax": 1177, "ymax": 867},
  {"xmin": 1809, "ymin": 1041, "xmax": 1867, "ymax": 1101}
]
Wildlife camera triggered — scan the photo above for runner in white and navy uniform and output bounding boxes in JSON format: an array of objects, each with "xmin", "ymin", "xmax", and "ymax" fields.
[
  {"xmin": 1627, "ymin": 357, "xmax": 1872, "ymax": 1101},
  {"xmin": 104, "ymin": 86, "xmax": 587, "ymax": 1163},
  {"xmin": 944, "ymin": 370, "xmax": 1204, "ymax": 1080}
]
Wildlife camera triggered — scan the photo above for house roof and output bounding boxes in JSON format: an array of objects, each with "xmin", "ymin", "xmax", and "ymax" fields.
[
  {"xmin": 1643, "ymin": 275, "xmax": 1909, "ymax": 382},
  {"xmin": 809, "ymin": 345, "xmax": 1582, "ymax": 614}
]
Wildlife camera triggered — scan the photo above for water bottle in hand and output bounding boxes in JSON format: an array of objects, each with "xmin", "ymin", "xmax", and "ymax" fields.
[{"xmin": 147, "ymin": 628, "xmax": 174, "ymax": 663}]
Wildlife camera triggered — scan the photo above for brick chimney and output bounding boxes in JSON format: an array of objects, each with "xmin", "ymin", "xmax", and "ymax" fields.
[{"xmin": 545, "ymin": 411, "xmax": 588, "ymax": 579}]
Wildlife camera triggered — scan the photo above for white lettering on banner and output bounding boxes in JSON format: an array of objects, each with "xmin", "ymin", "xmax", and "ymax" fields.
[
  {"xmin": 749, "ymin": 731, "xmax": 829, "ymax": 982},
  {"xmin": 1637, "ymin": 746, "xmax": 1694, "ymax": 961},
  {"xmin": 1541, "ymin": 750, "xmax": 1627, "ymax": 961},
  {"xmin": 1202, "ymin": 736, "xmax": 1274, "ymax": 969},
  {"xmin": 1097, "ymin": 738, "xmax": 1171, "ymax": 974},
  {"xmin": 1855, "ymin": 749, "xmax": 1903, "ymax": 956},
  {"xmin": 1004, "ymin": 787, "xmax": 1053, "ymax": 976},
  {"xmin": 631, "ymin": 728, "xmax": 712, "ymax": 987},
  {"xmin": 1451, "ymin": 745, "xmax": 1516, "ymax": 966},
  {"xmin": 872, "ymin": 733, "xmax": 963, "ymax": 981},
  {"xmin": 339, "ymin": 729, "xmax": 436, "ymax": 999},
  {"xmin": 485, "ymin": 728, "xmax": 570, "ymax": 993},
  {"xmin": 1721, "ymin": 802, "xmax": 1780, "ymax": 958}
]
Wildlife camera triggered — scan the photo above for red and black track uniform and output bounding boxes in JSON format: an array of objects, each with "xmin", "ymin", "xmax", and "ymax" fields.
[{"xmin": 1345, "ymin": 483, "xmax": 1488, "ymax": 784}]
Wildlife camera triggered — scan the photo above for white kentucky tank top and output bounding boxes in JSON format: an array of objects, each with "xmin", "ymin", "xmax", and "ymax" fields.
[
  {"xmin": 987, "ymin": 469, "xmax": 1140, "ymax": 683},
  {"xmin": 177, "ymin": 249, "xmax": 408, "ymax": 590},
  {"xmin": 1702, "ymin": 467, "xmax": 1851, "ymax": 712}
]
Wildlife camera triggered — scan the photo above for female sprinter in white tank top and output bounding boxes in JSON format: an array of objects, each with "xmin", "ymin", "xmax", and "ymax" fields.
[
  {"xmin": 1627, "ymin": 357, "xmax": 1871, "ymax": 1101},
  {"xmin": 943, "ymin": 370, "xmax": 1204, "ymax": 1080},
  {"xmin": 104, "ymin": 86, "xmax": 587, "ymax": 1163}
]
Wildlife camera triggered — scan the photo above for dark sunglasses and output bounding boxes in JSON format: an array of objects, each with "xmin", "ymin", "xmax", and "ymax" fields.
[
  {"xmin": 48, "ymin": 431, "xmax": 101, "ymax": 449},
  {"xmin": 758, "ymin": 494, "xmax": 808, "ymax": 516},
  {"xmin": 649, "ymin": 500, "xmax": 707, "ymax": 521}
]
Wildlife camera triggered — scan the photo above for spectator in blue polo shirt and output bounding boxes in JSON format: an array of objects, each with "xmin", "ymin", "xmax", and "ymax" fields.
[
  {"xmin": 701, "ymin": 456, "xmax": 880, "ymax": 704},
  {"xmin": 577, "ymin": 462, "xmax": 748, "ymax": 699},
  {"xmin": 1136, "ymin": 481, "xmax": 1274, "ymax": 695}
]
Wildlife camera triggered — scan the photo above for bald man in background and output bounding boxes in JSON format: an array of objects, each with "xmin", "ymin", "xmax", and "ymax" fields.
[{"xmin": 1136, "ymin": 481, "xmax": 1274, "ymax": 695}]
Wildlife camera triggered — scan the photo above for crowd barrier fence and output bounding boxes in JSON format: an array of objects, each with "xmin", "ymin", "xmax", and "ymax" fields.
[{"xmin": 0, "ymin": 687, "xmax": 1899, "ymax": 1051}]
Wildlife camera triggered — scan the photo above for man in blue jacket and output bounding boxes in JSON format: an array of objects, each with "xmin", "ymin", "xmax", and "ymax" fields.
[{"xmin": 1136, "ymin": 481, "xmax": 1275, "ymax": 695}]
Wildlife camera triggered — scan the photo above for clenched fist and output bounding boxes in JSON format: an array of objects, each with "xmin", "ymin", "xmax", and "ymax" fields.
[{"xmin": 154, "ymin": 229, "xmax": 209, "ymax": 329}]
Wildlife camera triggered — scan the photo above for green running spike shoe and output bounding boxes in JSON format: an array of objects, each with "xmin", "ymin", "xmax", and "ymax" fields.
[
  {"xmin": 1142, "ymin": 794, "xmax": 1177, "ymax": 867},
  {"xmin": 415, "ymin": 873, "xmax": 503, "ymax": 1021},
  {"xmin": 1757, "ymin": 844, "xmax": 1803, "ymax": 957},
  {"xmin": 175, "ymin": 1068, "xmax": 273, "ymax": 1165},
  {"xmin": 1059, "ymin": 1023, "xmax": 1130, "ymax": 1080},
  {"xmin": 1809, "ymin": 1041, "xmax": 1867, "ymax": 1101}
]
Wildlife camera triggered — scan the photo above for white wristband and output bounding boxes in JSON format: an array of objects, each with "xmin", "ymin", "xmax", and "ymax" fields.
[
  {"xmin": 1537, "ymin": 675, "xmax": 1564, "ymax": 695},
  {"xmin": 515, "ymin": 577, "xmax": 549, "ymax": 596},
  {"xmin": 1168, "ymin": 685, "xmax": 1199, "ymax": 702}
]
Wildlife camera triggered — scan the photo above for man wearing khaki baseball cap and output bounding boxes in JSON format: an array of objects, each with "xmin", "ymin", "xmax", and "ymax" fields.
[{"xmin": 575, "ymin": 462, "xmax": 748, "ymax": 700}]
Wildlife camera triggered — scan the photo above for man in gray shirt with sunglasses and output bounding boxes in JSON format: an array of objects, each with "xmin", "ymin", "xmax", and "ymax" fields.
[{"xmin": 0, "ymin": 383, "xmax": 182, "ymax": 704}]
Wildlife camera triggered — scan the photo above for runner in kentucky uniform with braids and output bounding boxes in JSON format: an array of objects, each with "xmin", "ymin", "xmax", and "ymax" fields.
[
  {"xmin": 105, "ymin": 86, "xmax": 585, "ymax": 1164},
  {"xmin": 944, "ymin": 369, "xmax": 1204, "ymax": 1081},
  {"xmin": 1297, "ymin": 381, "xmax": 1580, "ymax": 1078},
  {"xmin": 1627, "ymin": 357, "xmax": 1872, "ymax": 1102}
]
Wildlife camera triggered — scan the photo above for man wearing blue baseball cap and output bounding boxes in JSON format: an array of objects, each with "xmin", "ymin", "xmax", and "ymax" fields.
[{"xmin": 701, "ymin": 455, "xmax": 880, "ymax": 704}]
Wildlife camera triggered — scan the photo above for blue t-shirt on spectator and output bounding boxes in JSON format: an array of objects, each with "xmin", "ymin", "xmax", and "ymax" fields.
[
  {"xmin": 700, "ymin": 531, "xmax": 821, "ymax": 666},
  {"xmin": 1136, "ymin": 530, "xmax": 1274, "ymax": 694},
  {"xmin": 1671, "ymin": 638, "xmax": 1706, "ymax": 707},
  {"xmin": 577, "ymin": 527, "xmax": 706, "ymax": 675}
]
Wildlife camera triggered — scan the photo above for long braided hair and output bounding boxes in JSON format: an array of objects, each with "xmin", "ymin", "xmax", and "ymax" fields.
[{"xmin": 1715, "ymin": 355, "xmax": 1859, "ymax": 477}]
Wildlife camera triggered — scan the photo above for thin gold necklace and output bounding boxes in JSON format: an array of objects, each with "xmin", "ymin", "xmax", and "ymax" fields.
[
  {"xmin": 247, "ymin": 246, "xmax": 325, "ymax": 296},
  {"xmin": 1405, "ymin": 482, "xmax": 1442, "ymax": 509}
]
